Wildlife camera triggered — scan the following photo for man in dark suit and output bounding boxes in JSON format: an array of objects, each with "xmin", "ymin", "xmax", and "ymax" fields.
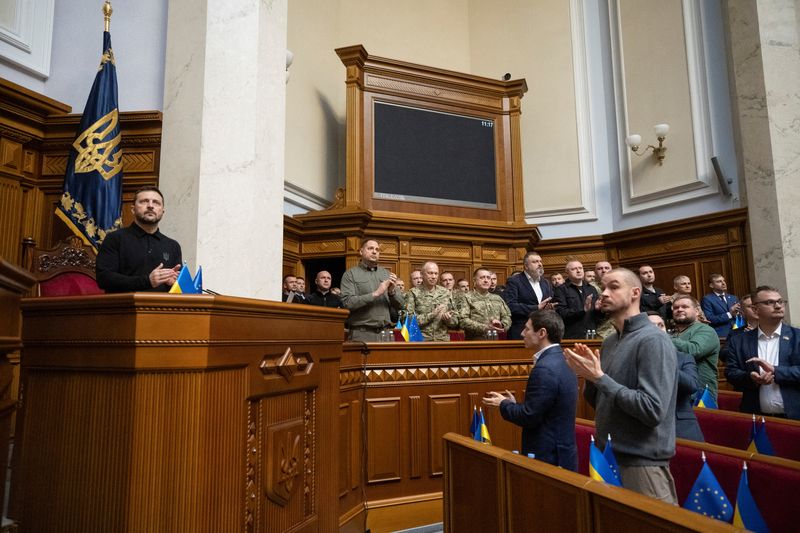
[
  {"xmin": 700, "ymin": 273, "xmax": 741, "ymax": 338},
  {"xmin": 554, "ymin": 260, "xmax": 601, "ymax": 339},
  {"xmin": 725, "ymin": 286, "xmax": 800, "ymax": 419},
  {"xmin": 502, "ymin": 252, "xmax": 554, "ymax": 340},
  {"xmin": 483, "ymin": 310, "xmax": 578, "ymax": 471}
]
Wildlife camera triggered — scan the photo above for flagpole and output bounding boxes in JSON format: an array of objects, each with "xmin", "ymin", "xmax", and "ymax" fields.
[{"xmin": 103, "ymin": 1, "xmax": 113, "ymax": 32}]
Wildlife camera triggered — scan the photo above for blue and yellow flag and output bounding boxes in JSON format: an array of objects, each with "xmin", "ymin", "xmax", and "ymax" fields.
[
  {"xmin": 733, "ymin": 463, "xmax": 769, "ymax": 532},
  {"xmin": 400, "ymin": 315, "xmax": 410, "ymax": 342},
  {"xmin": 56, "ymin": 27, "xmax": 123, "ymax": 252},
  {"xmin": 589, "ymin": 435, "xmax": 621, "ymax": 486},
  {"xmin": 747, "ymin": 416, "xmax": 775, "ymax": 456},
  {"xmin": 169, "ymin": 265, "xmax": 202, "ymax": 294},
  {"xmin": 695, "ymin": 385, "xmax": 718, "ymax": 409},
  {"xmin": 409, "ymin": 314, "xmax": 424, "ymax": 342},
  {"xmin": 469, "ymin": 406, "xmax": 480, "ymax": 440},
  {"xmin": 478, "ymin": 408, "xmax": 491, "ymax": 445},
  {"xmin": 682, "ymin": 456, "xmax": 733, "ymax": 521}
]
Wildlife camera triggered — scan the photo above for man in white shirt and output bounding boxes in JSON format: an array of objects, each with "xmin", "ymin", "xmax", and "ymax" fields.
[
  {"xmin": 502, "ymin": 252, "xmax": 554, "ymax": 340},
  {"xmin": 725, "ymin": 286, "xmax": 800, "ymax": 419}
]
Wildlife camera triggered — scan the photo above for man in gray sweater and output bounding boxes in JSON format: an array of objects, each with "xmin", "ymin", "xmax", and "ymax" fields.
[{"xmin": 565, "ymin": 268, "xmax": 678, "ymax": 504}]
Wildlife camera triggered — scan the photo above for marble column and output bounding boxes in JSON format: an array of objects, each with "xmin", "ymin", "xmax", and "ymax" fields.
[
  {"xmin": 725, "ymin": 0, "xmax": 800, "ymax": 320},
  {"xmin": 159, "ymin": 0, "xmax": 287, "ymax": 299}
]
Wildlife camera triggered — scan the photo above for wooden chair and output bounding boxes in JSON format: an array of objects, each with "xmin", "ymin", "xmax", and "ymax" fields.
[{"xmin": 22, "ymin": 236, "xmax": 104, "ymax": 296}]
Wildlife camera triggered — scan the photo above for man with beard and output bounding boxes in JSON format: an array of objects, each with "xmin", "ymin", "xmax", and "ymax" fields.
[
  {"xmin": 550, "ymin": 272, "xmax": 564, "ymax": 288},
  {"xmin": 670, "ymin": 295, "xmax": 720, "ymax": 403},
  {"xmin": 502, "ymin": 252, "xmax": 554, "ymax": 340},
  {"xmin": 483, "ymin": 310, "xmax": 577, "ymax": 470},
  {"xmin": 405, "ymin": 261, "xmax": 458, "ymax": 341},
  {"xmin": 340, "ymin": 239, "xmax": 404, "ymax": 342},
  {"xmin": 96, "ymin": 186, "xmax": 182, "ymax": 292},
  {"xmin": 564, "ymin": 268, "xmax": 678, "ymax": 503},
  {"xmin": 307, "ymin": 270, "xmax": 343, "ymax": 308},
  {"xmin": 638, "ymin": 265, "xmax": 670, "ymax": 316}
]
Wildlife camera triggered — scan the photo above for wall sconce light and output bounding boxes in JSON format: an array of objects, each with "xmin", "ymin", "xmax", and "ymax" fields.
[{"xmin": 626, "ymin": 123, "xmax": 669, "ymax": 165}]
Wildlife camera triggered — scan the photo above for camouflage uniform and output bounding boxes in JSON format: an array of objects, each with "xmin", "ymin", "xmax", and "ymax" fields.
[
  {"xmin": 405, "ymin": 285, "xmax": 459, "ymax": 341},
  {"xmin": 458, "ymin": 290, "xmax": 512, "ymax": 340}
]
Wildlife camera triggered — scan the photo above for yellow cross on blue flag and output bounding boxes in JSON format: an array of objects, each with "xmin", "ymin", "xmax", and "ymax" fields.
[
  {"xmin": 682, "ymin": 454, "xmax": 732, "ymax": 521},
  {"xmin": 733, "ymin": 462, "xmax": 769, "ymax": 532},
  {"xmin": 55, "ymin": 8, "xmax": 123, "ymax": 252}
]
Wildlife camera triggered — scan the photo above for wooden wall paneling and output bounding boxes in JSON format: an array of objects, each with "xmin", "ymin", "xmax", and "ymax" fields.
[
  {"xmin": 366, "ymin": 397, "xmax": 402, "ymax": 483},
  {"xmin": 0, "ymin": 175, "xmax": 23, "ymax": 263},
  {"xmin": 350, "ymin": 399, "xmax": 361, "ymax": 491},
  {"xmin": 339, "ymin": 402, "xmax": 352, "ymax": 498},
  {"xmin": 427, "ymin": 394, "xmax": 462, "ymax": 477},
  {"xmin": 408, "ymin": 395, "xmax": 422, "ymax": 479}
]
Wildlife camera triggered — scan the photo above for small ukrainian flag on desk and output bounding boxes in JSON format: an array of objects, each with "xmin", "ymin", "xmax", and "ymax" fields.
[{"xmin": 169, "ymin": 265, "xmax": 203, "ymax": 294}]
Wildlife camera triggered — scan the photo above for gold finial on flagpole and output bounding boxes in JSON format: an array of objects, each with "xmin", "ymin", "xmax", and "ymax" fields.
[{"xmin": 103, "ymin": 1, "xmax": 113, "ymax": 32}]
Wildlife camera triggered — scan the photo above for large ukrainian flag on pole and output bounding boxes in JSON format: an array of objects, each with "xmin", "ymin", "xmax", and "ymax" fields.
[{"xmin": 55, "ymin": 1, "xmax": 123, "ymax": 252}]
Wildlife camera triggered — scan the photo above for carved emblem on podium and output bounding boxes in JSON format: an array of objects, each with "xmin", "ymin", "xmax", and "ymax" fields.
[
  {"xmin": 265, "ymin": 419, "xmax": 303, "ymax": 506},
  {"xmin": 259, "ymin": 348, "xmax": 312, "ymax": 382}
]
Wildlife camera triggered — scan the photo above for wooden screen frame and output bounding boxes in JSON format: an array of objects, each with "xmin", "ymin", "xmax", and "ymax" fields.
[{"xmin": 336, "ymin": 45, "xmax": 528, "ymax": 224}]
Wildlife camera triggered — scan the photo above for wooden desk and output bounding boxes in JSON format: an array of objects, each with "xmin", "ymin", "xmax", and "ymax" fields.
[{"xmin": 12, "ymin": 294, "xmax": 347, "ymax": 533}]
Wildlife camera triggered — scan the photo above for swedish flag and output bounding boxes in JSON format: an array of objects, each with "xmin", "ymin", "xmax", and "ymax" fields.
[{"xmin": 56, "ymin": 14, "xmax": 123, "ymax": 252}]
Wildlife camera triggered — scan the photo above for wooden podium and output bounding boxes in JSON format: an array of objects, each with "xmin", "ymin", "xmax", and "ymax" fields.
[{"xmin": 12, "ymin": 294, "xmax": 347, "ymax": 532}]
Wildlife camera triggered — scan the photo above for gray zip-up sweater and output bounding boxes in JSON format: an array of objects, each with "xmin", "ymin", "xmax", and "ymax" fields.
[{"xmin": 585, "ymin": 313, "xmax": 677, "ymax": 466}]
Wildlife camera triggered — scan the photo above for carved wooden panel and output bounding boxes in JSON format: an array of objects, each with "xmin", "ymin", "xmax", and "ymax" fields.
[
  {"xmin": 481, "ymin": 247, "xmax": 510, "ymax": 261},
  {"xmin": 338, "ymin": 403, "xmax": 351, "ymax": 498},
  {"xmin": 410, "ymin": 243, "xmax": 472, "ymax": 259},
  {"xmin": 409, "ymin": 395, "xmax": 422, "ymax": 479},
  {"xmin": 365, "ymin": 74, "xmax": 500, "ymax": 110},
  {"xmin": 302, "ymin": 239, "xmax": 346, "ymax": 255},
  {"xmin": 428, "ymin": 394, "xmax": 462, "ymax": 476},
  {"xmin": 618, "ymin": 233, "xmax": 728, "ymax": 260},
  {"xmin": 0, "ymin": 177, "xmax": 22, "ymax": 263},
  {"xmin": 366, "ymin": 397, "xmax": 401, "ymax": 483},
  {"xmin": 350, "ymin": 399, "xmax": 360, "ymax": 491},
  {"xmin": 0, "ymin": 138, "xmax": 22, "ymax": 171}
]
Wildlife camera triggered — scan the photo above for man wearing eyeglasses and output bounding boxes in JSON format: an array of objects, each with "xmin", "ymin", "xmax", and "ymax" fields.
[{"xmin": 724, "ymin": 286, "xmax": 800, "ymax": 420}]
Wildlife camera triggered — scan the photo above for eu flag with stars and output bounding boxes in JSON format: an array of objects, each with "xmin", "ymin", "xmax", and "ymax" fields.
[
  {"xmin": 682, "ymin": 461, "xmax": 733, "ymax": 521},
  {"xmin": 56, "ymin": 29, "xmax": 123, "ymax": 252}
]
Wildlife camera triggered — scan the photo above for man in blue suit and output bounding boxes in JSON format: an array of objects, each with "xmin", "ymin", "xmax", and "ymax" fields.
[
  {"xmin": 700, "ymin": 273, "xmax": 741, "ymax": 338},
  {"xmin": 483, "ymin": 309, "xmax": 578, "ymax": 471},
  {"xmin": 503, "ymin": 252, "xmax": 554, "ymax": 340},
  {"xmin": 725, "ymin": 286, "xmax": 800, "ymax": 420}
]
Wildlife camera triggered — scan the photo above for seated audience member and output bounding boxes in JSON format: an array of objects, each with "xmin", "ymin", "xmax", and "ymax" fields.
[
  {"xmin": 483, "ymin": 310, "xmax": 577, "ymax": 470},
  {"xmin": 550, "ymin": 272, "xmax": 564, "ymax": 288},
  {"xmin": 725, "ymin": 286, "xmax": 800, "ymax": 419},
  {"xmin": 638, "ymin": 265, "xmax": 670, "ymax": 316},
  {"xmin": 583, "ymin": 270, "xmax": 597, "ymax": 288},
  {"xmin": 440, "ymin": 272, "xmax": 455, "ymax": 291},
  {"xmin": 405, "ymin": 261, "xmax": 458, "ymax": 341},
  {"xmin": 648, "ymin": 312, "xmax": 704, "ymax": 442},
  {"xmin": 553, "ymin": 260, "xmax": 601, "ymax": 339},
  {"xmin": 456, "ymin": 279, "xmax": 470, "ymax": 292},
  {"xmin": 458, "ymin": 268, "xmax": 511, "ymax": 340},
  {"xmin": 296, "ymin": 276, "xmax": 306, "ymax": 295},
  {"xmin": 701, "ymin": 274, "xmax": 741, "ymax": 338},
  {"xmin": 340, "ymin": 238, "xmax": 404, "ymax": 342},
  {"xmin": 410, "ymin": 270, "xmax": 423, "ymax": 288},
  {"xmin": 307, "ymin": 270, "xmax": 343, "ymax": 308},
  {"xmin": 502, "ymin": 252, "xmax": 554, "ymax": 340},
  {"xmin": 720, "ymin": 293, "xmax": 758, "ymax": 364},
  {"xmin": 670, "ymin": 295, "xmax": 720, "ymax": 403},
  {"xmin": 96, "ymin": 186, "xmax": 182, "ymax": 293},
  {"xmin": 282, "ymin": 274, "xmax": 307, "ymax": 303}
]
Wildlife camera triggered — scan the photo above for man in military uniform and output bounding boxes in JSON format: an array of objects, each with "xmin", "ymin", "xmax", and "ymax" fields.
[
  {"xmin": 405, "ymin": 261, "xmax": 458, "ymax": 341},
  {"xmin": 459, "ymin": 267, "xmax": 512, "ymax": 340}
]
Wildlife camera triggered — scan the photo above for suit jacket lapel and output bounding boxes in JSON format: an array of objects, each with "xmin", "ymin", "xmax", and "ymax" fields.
[
  {"xmin": 521, "ymin": 274, "xmax": 539, "ymax": 305},
  {"xmin": 779, "ymin": 324, "xmax": 793, "ymax": 367}
]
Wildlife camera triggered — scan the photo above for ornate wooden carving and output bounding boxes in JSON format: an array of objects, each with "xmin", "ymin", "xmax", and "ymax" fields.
[
  {"xmin": 259, "ymin": 347, "xmax": 312, "ymax": 382},
  {"xmin": 265, "ymin": 419, "xmax": 303, "ymax": 506}
]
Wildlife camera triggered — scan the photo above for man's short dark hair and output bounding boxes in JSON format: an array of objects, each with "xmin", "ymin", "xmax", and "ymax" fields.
[
  {"xmin": 527, "ymin": 309, "xmax": 565, "ymax": 344},
  {"xmin": 282, "ymin": 274, "xmax": 296, "ymax": 284},
  {"xmin": 645, "ymin": 310, "xmax": 661, "ymax": 317},
  {"xmin": 708, "ymin": 273, "xmax": 724, "ymax": 283},
  {"xmin": 473, "ymin": 267, "xmax": 490, "ymax": 278},
  {"xmin": 133, "ymin": 186, "xmax": 165, "ymax": 203},
  {"xmin": 673, "ymin": 294, "xmax": 699, "ymax": 308},
  {"xmin": 360, "ymin": 237, "xmax": 379, "ymax": 249},
  {"xmin": 754, "ymin": 285, "xmax": 780, "ymax": 298},
  {"xmin": 638, "ymin": 264, "xmax": 652, "ymax": 274}
]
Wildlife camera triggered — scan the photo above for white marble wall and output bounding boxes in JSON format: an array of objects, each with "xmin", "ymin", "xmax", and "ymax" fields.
[
  {"xmin": 158, "ymin": 0, "xmax": 287, "ymax": 300},
  {"xmin": 726, "ymin": 0, "xmax": 800, "ymax": 319}
]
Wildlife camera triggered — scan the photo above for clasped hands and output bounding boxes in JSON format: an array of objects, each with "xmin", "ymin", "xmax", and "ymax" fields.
[
  {"xmin": 482, "ymin": 389, "xmax": 515, "ymax": 407},
  {"xmin": 373, "ymin": 273, "xmax": 398, "ymax": 298},
  {"xmin": 563, "ymin": 343, "xmax": 604, "ymax": 382},
  {"xmin": 747, "ymin": 357, "xmax": 775, "ymax": 385},
  {"xmin": 149, "ymin": 262, "xmax": 182, "ymax": 288},
  {"xmin": 432, "ymin": 303, "xmax": 453, "ymax": 321}
]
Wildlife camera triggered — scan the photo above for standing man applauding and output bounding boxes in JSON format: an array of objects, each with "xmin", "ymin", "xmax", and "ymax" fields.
[
  {"xmin": 340, "ymin": 239, "xmax": 404, "ymax": 342},
  {"xmin": 502, "ymin": 251, "xmax": 554, "ymax": 340},
  {"xmin": 564, "ymin": 268, "xmax": 678, "ymax": 503},
  {"xmin": 405, "ymin": 261, "xmax": 458, "ymax": 341}
]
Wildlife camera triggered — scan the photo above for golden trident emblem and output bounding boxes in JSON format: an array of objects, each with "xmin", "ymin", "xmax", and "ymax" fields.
[{"xmin": 72, "ymin": 108, "xmax": 122, "ymax": 181}]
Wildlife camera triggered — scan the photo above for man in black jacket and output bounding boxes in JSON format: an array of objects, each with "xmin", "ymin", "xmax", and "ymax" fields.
[
  {"xmin": 554, "ymin": 260, "xmax": 601, "ymax": 339},
  {"xmin": 307, "ymin": 271, "xmax": 343, "ymax": 308}
]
